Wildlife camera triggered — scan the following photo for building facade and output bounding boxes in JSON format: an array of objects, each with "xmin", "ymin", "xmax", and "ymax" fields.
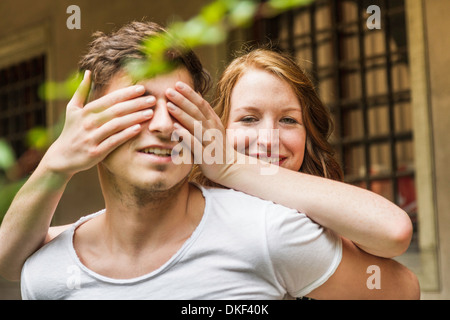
[{"xmin": 0, "ymin": 0, "xmax": 449, "ymax": 299}]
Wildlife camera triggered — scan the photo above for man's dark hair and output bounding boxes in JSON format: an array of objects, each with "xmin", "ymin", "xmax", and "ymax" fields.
[{"xmin": 78, "ymin": 21, "xmax": 211, "ymax": 97}]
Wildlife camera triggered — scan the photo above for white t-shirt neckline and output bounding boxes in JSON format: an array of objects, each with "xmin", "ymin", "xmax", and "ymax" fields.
[{"xmin": 66, "ymin": 183, "xmax": 211, "ymax": 285}]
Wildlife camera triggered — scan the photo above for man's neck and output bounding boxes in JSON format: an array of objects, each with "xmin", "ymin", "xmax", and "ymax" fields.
[
  {"xmin": 73, "ymin": 174, "xmax": 205, "ymax": 279},
  {"xmin": 114, "ymin": 181, "xmax": 198, "ymax": 242}
]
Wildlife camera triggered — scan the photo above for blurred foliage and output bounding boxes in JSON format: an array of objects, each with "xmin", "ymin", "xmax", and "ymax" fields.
[
  {"xmin": 0, "ymin": 140, "xmax": 15, "ymax": 171},
  {"xmin": 0, "ymin": 179, "xmax": 26, "ymax": 223},
  {"xmin": 0, "ymin": 0, "xmax": 314, "ymax": 222},
  {"xmin": 0, "ymin": 140, "xmax": 20, "ymax": 224},
  {"xmin": 126, "ymin": 0, "xmax": 313, "ymax": 81},
  {"xmin": 38, "ymin": 71, "xmax": 84, "ymax": 102}
]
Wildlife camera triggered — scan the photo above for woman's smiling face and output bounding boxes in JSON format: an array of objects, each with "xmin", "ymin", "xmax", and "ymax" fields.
[{"xmin": 226, "ymin": 68, "xmax": 306, "ymax": 172}]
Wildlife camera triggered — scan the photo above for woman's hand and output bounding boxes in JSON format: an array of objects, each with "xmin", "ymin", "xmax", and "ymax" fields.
[
  {"xmin": 42, "ymin": 70, "xmax": 156, "ymax": 178},
  {"xmin": 166, "ymin": 81, "xmax": 244, "ymax": 184}
]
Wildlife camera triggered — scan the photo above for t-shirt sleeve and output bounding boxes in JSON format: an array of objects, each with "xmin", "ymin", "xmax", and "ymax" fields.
[
  {"xmin": 264, "ymin": 203, "xmax": 342, "ymax": 297},
  {"xmin": 20, "ymin": 259, "xmax": 35, "ymax": 300}
]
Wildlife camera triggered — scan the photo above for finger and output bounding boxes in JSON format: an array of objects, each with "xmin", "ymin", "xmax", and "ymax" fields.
[
  {"xmin": 95, "ymin": 123, "xmax": 143, "ymax": 157},
  {"xmin": 108, "ymin": 96, "xmax": 156, "ymax": 117},
  {"xmin": 172, "ymin": 123, "xmax": 203, "ymax": 165},
  {"xmin": 167, "ymin": 101, "xmax": 204, "ymax": 142},
  {"xmin": 166, "ymin": 87, "xmax": 208, "ymax": 123},
  {"xmin": 68, "ymin": 70, "xmax": 92, "ymax": 108},
  {"xmin": 93, "ymin": 109, "xmax": 154, "ymax": 143},
  {"xmin": 90, "ymin": 95, "xmax": 156, "ymax": 128},
  {"xmin": 85, "ymin": 84, "xmax": 146, "ymax": 114},
  {"xmin": 174, "ymin": 81, "xmax": 217, "ymax": 119}
]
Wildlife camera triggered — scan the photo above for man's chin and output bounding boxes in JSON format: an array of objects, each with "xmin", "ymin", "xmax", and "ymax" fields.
[{"xmin": 132, "ymin": 175, "xmax": 190, "ymax": 207}]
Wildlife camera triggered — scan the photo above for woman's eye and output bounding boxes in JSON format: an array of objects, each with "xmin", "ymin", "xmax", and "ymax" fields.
[
  {"xmin": 280, "ymin": 117, "xmax": 298, "ymax": 124},
  {"xmin": 240, "ymin": 116, "xmax": 258, "ymax": 123}
]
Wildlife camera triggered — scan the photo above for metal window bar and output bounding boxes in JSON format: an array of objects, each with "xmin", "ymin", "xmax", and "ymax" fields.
[{"xmin": 0, "ymin": 55, "xmax": 47, "ymax": 157}]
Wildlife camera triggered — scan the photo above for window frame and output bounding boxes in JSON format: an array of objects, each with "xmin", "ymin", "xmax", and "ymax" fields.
[{"xmin": 0, "ymin": 23, "xmax": 54, "ymax": 157}]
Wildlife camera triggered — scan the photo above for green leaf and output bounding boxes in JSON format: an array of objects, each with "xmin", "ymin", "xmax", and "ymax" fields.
[
  {"xmin": 0, "ymin": 140, "xmax": 15, "ymax": 171},
  {"xmin": 269, "ymin": 0, "xmax": 314, "ymax": 10},
  {"xmin": 199, "ymin": 23, "xmax": 227, "ymax": 45},
  {"xmin": 141, "ymin": 33, "xmax": 174, "ymax": 58},
  {"xmin": 229, "ymin": 1, "xmax": 258, "ymax": 27},
  {"xmin": 200, "ymin": 0, "xmax": 228, "ymax": 24},
  {"xmin": 38, "ymin": 71, "xmax": 83, "ymax": 101},
  {"xmin": 173, "ymin": 17, "xmax": 209, "ymax": 47},
  {"xmin": 27, "ymin": 127, "xmax": 50, "ymax": 151}
]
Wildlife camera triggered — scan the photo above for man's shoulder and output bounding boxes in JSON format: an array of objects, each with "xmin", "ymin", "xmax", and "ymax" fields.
[
  {"xmin": 22, "ymin": 211, "xmax": 104, "ymax": 283},
  {"xmin": 199, "ymin": 185, "xmax": 302, "ymax": 225},
  {"xmin": 23, "ymin": 226, "xmax": 72, "ymax": 271},
  {"xmin": 21, "ymin": 226, "xmax": 76, "ymax": 299}
]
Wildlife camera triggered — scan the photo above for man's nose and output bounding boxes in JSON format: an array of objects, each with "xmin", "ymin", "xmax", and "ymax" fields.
[{"xmin": 146, "ymin": 98, "xmax": 174, "ymax": 136}]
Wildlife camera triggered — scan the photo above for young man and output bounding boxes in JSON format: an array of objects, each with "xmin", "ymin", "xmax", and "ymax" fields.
[{"xmin": 0, "ymin": 21, "xmax": 419, "ymax": 299}]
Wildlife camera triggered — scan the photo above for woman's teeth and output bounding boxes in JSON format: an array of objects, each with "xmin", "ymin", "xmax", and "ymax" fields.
[{"xmin": 257, "ymin": 156, "xmax": 282, "ymax": 164}]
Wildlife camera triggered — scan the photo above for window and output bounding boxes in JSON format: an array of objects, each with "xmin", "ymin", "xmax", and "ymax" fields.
[
  {"xmin": 247, "ymin": 0, "xmax": 418, "ymax": 250},
  {"xmin": 0, "ymin": 55, "xmax": 47, "ymax": 158}
]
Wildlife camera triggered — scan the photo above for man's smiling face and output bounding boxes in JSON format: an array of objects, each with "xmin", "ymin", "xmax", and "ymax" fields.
[{"xmin": 98, "ymin": 67, "xmax": 195, "ymax": 193}]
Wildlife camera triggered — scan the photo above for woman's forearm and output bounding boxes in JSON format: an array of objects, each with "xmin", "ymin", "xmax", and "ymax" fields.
[
  {"xmin": 0, "ymin": 161, "xmax": 71, "ymax": 281},
  {"xmin": 221, "ymin": 160, "xmax": 413, "ymax": 258}
]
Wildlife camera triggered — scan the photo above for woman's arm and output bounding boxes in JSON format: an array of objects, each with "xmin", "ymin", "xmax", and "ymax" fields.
[
  {"xmin": 166, "ymin": 82, "xmax": 413, "ymax": 258},
  {"xmin": 0, "ymin": 163, "xmax": 72, "ymax": 281},
  {"xmin": 219, "ymin": 160, "xmax": 412, "ymax": 258},
  {"xmin": 0, "ymin": 71, "xmax": 155, "ymax": 281}
]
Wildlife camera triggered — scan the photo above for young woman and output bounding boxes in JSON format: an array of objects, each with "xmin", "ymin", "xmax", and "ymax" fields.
[
  {"xmin": 167, "ymin": 48, "xmax": 412, "ymax": 258},
  {"xmin": 0, "ymin": 47, "xmax": 412, "ymax": 281}
]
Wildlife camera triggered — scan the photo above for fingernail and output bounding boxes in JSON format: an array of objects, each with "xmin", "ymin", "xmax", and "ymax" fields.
[
  {"xmin": 146, "ymin": 96, "xmax": 155, "ymax": 104},
  {"xmin": 83, "ymin": 70, "xmax": 91, "ymax": 80},
  {"xmin": 176, "ymin": 82, "xmax": 185, "ymax": 90},
  {"xmin": 135, "ymin": 85, "xmax": 145, "ymax": 93},
  {"xmin": 143, "ymin": 109, "xmax": 153, "ymax": 117},
  {"xmin": 131, "ymin": 124, "xmax": 141, "ymax": 131},
  {"xmin": 167, "ymin": 88, "xmax": 176, "ymax": 97}
]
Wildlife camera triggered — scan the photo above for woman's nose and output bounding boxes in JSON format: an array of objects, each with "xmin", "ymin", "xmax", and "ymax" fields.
[{"xmin": 256, "ymin": 122, "xmax": 279, "ymax": 154}]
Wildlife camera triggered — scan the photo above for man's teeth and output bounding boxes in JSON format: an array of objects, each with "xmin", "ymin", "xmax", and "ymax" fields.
[{"xmin": 141, "ymin": 147, "xmax": 172, "ymax": 156}]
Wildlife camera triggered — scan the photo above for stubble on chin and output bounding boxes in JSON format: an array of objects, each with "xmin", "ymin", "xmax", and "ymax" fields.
[
  {"xmin": 100, "ymin": 159, "xmax": 192, "ymax": 209},
  {"xmin": 132, "ymin": 175, "xmax": 189, "ymax": 208}
]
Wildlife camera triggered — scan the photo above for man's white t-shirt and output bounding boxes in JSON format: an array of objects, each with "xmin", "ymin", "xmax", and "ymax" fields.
[{"xmin": 21, "ymin": 185, "xmax": 342, "ymax": 300}]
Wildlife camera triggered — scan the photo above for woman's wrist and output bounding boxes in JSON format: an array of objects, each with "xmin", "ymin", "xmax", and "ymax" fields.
[
  {"xmin": 35, "ymin": 153, "xmax": 74, "ymax": 191},
  {"xmin": 213, "ymin": 153, "xmax": 267, "ymax": 189}
]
